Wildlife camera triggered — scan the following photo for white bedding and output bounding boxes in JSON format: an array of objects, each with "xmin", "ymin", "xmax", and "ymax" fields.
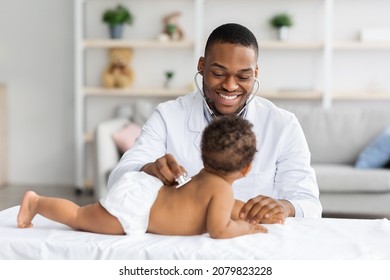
[{"xmin": 1, "ymin": 206, "xmax": 390, "ymax": 260}]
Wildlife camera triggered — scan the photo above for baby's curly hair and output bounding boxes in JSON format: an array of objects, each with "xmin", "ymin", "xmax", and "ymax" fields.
[{"xmin": 201, "ymin": 116, "xmax": 257, "ymax": 173}]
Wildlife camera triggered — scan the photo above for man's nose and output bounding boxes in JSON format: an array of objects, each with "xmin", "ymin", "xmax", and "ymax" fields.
[{"xmin": 222, "ymin": 76, "xmax": 239, "ymax": 92}]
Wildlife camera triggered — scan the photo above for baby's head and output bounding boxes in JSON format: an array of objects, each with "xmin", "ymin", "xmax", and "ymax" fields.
[{"xmin": 201, "ymin": 116, "xmax": 257, "ymax": 174}]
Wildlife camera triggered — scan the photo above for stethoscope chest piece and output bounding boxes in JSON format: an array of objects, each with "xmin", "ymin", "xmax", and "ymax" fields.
[{"xmin": 175, "ymin": 173, "xmax": 192, "ymax": 188}]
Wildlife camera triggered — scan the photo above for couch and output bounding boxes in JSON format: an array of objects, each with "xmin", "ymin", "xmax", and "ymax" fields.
[
  {"xmin": 94, "ymin": 103, "xmax": 390, "ymax": 218},
  {"xmin": 279, "ymin": 103, "xmax": 390, "ymax": 218}
]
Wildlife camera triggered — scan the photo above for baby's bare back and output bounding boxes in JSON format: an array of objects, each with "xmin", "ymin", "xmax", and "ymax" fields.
[{"xmin": 147, "ymin": 173, "xmax": 226, "ymax": 236}]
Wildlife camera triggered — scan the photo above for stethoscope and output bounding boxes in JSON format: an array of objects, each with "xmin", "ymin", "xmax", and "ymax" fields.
[{"xmin": 194, "ymin": 71, "xmax": 260, "ymax": 119}]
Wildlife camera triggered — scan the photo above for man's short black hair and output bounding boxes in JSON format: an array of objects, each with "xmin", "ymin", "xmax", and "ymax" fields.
[{"xmin": 205, "ymin": 23, "xmax": 259, "ymax": 58}]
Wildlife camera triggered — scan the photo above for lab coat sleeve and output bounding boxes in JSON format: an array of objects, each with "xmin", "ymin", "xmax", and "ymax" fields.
[
  {"xmin": 274, "ymin": 114, "xmax": 322, "ymax": 218},
  {"xmin": 107, "ymin": 108, "xmax": 167, "ymax": 189}
]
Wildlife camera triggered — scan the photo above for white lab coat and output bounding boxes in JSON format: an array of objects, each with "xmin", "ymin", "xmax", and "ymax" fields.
[{"xmin": 108, "ymin": 91, "xmax": 322, "ymax": 218}]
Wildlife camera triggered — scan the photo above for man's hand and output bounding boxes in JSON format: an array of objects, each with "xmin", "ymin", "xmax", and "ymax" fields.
[
  {"xmin": 239, "ymin": 195, "xmax": 295, "ymax": 224},
  {"xmin": 140, "ymin": 154, "xmax": 186, "ymax": 186}
]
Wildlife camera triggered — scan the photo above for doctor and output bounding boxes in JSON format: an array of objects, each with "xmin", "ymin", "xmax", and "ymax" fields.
[{"xmin": 108, "ymin": 23, "xmax": 322, "ymax": 223}]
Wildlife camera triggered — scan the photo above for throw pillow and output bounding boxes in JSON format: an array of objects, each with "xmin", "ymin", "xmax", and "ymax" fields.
[
  {"xmin": 355, "ymin": 126, "xmax": 390, "ymax": 169},
  {"xmin": 112, "ymin": 122, "xmax": 142, "ymax": 155}
]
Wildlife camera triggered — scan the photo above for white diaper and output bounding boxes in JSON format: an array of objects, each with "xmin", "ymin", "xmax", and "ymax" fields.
[{"xmin": 100, "ymin": 171, "xmax": 163, "ymax": 235}]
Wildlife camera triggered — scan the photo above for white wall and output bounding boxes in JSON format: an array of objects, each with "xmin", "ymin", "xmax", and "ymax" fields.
[
  {"xmin": 0, "ymin": 0, "xmax": 74, "ymax": 185},
  {"xmin": 0, "ymin": 0, "xmax": 389, "ymax": 187}
]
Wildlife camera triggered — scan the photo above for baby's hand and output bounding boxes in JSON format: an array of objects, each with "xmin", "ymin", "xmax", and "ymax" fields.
[
  {"xmin": 250, "ymin": 223, "xmax": 268, "ymax": 234},
  {"xmin": 237, "ymin": 220, "xmax": 268, "ymax": 234}
]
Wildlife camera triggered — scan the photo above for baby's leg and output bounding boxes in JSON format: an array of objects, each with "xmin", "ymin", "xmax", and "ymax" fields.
[
  {"xmin": 18, "ymin": 191, "xmax": 83, "ymax": 229},
  {"xmin": 17, "ymin": 191, "xmax": 124, "ymax": 235},
  {"xmin": 17, "ymin": 191, "xmax": 39, "ymax": 228},
  {"xmin": 75, "ymin": 203, "xmax": 125, "ymax": 235}
]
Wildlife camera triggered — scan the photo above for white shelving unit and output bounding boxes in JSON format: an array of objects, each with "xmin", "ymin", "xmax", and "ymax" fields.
[
  {"xmin": 74, "ymin": 0, "xmax": 204, "ymax": 190},
  {"xmin": 331, "ymin": 0, "xmax": 390, "ymax": 102},
  {"xmin": 331, "ymin": 38, "xmax": 390, "ymax": 99},
  {"xmin": 74, "ymin": 0, "xmax": 390, "ymax": 190}
]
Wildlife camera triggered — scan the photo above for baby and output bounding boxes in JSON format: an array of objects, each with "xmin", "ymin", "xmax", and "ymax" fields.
[{"xmin": 17, "ymin": 116, "xmax": 267, "ymax": 238}]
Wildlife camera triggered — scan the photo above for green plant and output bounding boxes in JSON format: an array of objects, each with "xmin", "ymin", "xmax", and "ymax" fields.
[
  {"xmin": 165, "ymin": 71, "xmax": 174, "ymax": 80},
  {"xmin": 269, "ymin": 13, "xmax": 293, "ymax": 29},
  {"xmin": 164, "ymin": 71, "xmax": 175, "ymax": 87},
  {"xmin": 102, "ymin": 5, "xmax": 134, "ymax": 26}
]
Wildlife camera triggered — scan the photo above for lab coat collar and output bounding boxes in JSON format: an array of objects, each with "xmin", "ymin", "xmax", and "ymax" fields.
[
  {"xmin": 245, "ymin": 95, "xmax": 257, "ymax": 123},
  {"xmin": 187, "ymin": 91, "xmax": 258, "ymax": 152},
  {"xmin": 188, "ymin": 90, "xmax": 208, "ymax": 133},
  {"xmin": 187, "ymin": 90, "xmax": 258, "ymax": 131}
]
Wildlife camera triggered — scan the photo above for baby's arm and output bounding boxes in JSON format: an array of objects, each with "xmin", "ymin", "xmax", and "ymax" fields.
[
  {"xmin": 231, "ymin": 199, "xmax": 245, "ymax": 220},
  {"xmin": 206, "ymin": 186, "xmax": 267, "ymax": 239}
]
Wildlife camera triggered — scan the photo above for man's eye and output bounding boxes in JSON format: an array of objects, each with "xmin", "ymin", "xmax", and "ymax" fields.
[
  {"xmin": 239, "ymin": 76, "xmax": 251, "ymax": 80},
  {"xmin": 212, "ymin": 72, "xmax": 224, "ymax": 77}
]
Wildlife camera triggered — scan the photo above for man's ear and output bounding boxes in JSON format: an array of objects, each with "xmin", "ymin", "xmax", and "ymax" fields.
[
  {"xmin": 255, "ymin": 64, "xmax": 259, "ymax": 79},
  {"xmin": 197, "ymin": 57, "xmax": 205, "ymax": 75},
  {"xmin": 241, "ymin": 163, "xmax": 253, "ymax": 177}
]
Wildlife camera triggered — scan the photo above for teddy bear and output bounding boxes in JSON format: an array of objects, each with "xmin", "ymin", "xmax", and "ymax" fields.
[{"xmin": 102, "ymin": 48, "xmax": 135, "ymax": 88}]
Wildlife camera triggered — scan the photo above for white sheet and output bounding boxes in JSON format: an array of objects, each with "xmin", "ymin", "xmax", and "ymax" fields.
[{"xmin": 1, "ymin": 206, "xmax": 390, "ymax": 260}]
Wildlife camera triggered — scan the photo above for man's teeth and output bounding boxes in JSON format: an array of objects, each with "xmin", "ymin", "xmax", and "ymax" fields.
[{"xmin": 219, "ymin": 93, "xmax": 237, "ymax": 100}]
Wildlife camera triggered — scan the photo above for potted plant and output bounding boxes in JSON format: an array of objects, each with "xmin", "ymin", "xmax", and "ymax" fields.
[
  {"xmin": 269, "ymin": 13, "xmax": 293, "ymax": 41},
  {"xmin": 102, "ymin": 5, "xmax": 134, "ymax": 39},
  {"xmin": 164, "ymin": 70, "xmax": 175, "ymax": 88}
]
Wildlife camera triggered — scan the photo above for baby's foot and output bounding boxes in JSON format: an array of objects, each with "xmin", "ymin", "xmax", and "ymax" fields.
[{"xmin": 17, "ymin": 191, "xmax": 39, "ymax": 228}]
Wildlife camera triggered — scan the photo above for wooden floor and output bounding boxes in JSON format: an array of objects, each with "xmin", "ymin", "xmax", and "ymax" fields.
[{"xmin": 0, "ymin": 184, "xmax": 95, "ymax": 211}]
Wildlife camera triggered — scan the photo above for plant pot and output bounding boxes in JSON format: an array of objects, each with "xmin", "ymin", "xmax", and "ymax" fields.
[
  {"xmin": 109, "ymin": 24, "xmax": 124, "ymax": 39},
  {"xmin": 278, "ymin": 26, "xmax": 289, "ymax": 41}
]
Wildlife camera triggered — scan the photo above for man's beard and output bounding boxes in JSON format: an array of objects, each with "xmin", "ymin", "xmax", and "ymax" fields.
[{"xmin": 202, "ymin": 83, "xmax": 246, "ymax": 117}]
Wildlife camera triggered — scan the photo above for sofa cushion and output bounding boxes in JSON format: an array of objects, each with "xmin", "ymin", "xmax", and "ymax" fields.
[
  {"xmin": 313, "ymin": 163, "xmax": 390, "ymax": 193},
  {"xmin": 355, "ymin": 127, "xmax": 390, "ymax": 169},
  {"xmin": 276, "ymin": 104, "xmax": 390, "ymax": 165},
  {"xmin": 112, "ymin": 122, "xmax": 142, "ymax": 155},
  {"xmin": 320, "ymin": 192, "xmax": 390, "ymax": 217}
]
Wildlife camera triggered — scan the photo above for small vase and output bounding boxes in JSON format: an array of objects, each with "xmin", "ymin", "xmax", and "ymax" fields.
[
  {"xmin": 278, "ymin": 26, "xmax": 289, "ymax": 41},
  {"xmin": 109, "ymin": 24, "xmax": 124, "ymax": 39}
]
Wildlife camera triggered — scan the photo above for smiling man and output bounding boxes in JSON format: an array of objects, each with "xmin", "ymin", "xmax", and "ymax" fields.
[
  {"xmin": 198, "ymin": 28, "xmax": 259, "ymax": 117},
  {"xmin": 108, "ymin": 23, "xmax": 322, "ymax": 223}
]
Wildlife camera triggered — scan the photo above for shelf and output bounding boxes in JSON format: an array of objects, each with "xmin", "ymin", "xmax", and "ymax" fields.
[
  {"xmin": 263, "ymin": 90, "xmax": 390, "ymax": 101},
  {"xmin": 84, "ymin": 87, "xmax": 190, "ymax": 97},
  {"xmin": 84, "ymin": 39, "xmax": 324, "ymax": 51},
  {"xmin": 260, "ymin": 41, "xmax": 323, "ymax": 50},
  {"xmin": 261, "ymin": 90, "xmax": 323, "ymax": 100},
  {"xmin": 84, "ymin": 88, "xmax": 390, "ymax": 100},
  {"xmin": 83, "ymin": 39, "xmax": 194, "ymax": 49},
  {"xmin": 332, "ymin": 91, "xmax": 390, "ymax": 100},
  {"xmin": 334, "ymin": 41, "xmax": 390, "ymax": 50}
]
